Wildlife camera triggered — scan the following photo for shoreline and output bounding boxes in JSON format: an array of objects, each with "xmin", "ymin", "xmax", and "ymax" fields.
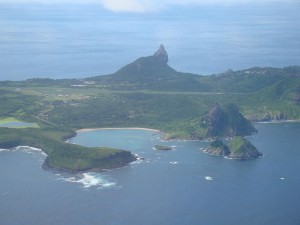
[
  {"xmin": 254, "ymin": 119, "xmax": 300, "ymax": 124},
  {"xmin": 76, "ymin": 127, "xmax": 161, "ymax": 133}
]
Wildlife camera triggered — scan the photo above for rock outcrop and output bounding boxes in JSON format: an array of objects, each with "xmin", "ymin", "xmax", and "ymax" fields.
[
  {"xmin": 204, "ymin": 139, "xmax": 230, "ymax": 156},
  {"xmin": 228, "ymin": 136, "xmax": 263, "ymax": 159},
  {"xmin": 112, "ymin": 44, "xmax": 177, "ymax": 82},
  {"xmin": 153, "ymin": 44, "xmax": 168, "ymax": 64},
  {"xmin": 154, "ymin": 145, "xmax": 173, "ymax": 151},
  {"xmin": 201, "ymin": 103, "xmax": 257, "ymax": 138}
]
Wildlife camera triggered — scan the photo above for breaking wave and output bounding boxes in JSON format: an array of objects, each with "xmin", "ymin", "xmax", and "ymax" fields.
[
  {"xmin": 205, "ymin": 176, "xmax": 213, "ymax": 181},
  {"xmin": 15, "ymin": 146, "xmax": 47, "ymax": 157},
  {"xmin": 130, "ymin": 154, "xmax": 144, "ymax": 165},
  {"xmin": 58, "ymin": 172, "xmax": 117, "ymax": 189}
]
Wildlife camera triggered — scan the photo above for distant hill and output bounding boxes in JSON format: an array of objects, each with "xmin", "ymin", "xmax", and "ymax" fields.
[
  {"xmin": 86, "ymin": 45, "xmax": 211, "ymax": 91},
  {"xmin": 86, "ymin": 45, "xmax": 300, "ymax": 93},
  {"xmin": 113, "ymin": 45, "xmax": 178, "ymax": 82},
  {"xmin": 209, "ymin": 66, "xmax": 300, "ymax": 93}
]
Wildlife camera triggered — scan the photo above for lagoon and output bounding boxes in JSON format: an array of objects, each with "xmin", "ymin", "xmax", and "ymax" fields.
[
  {"xmin": 1, "ymin": 123, "xmax": 300, "ymax": 225},
  {"xmin": 0, "ymin": 121, "xmax": 38, "ymax": 128}
]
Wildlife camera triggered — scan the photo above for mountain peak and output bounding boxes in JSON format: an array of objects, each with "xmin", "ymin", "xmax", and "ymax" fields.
[
  {"xmin": 103, "ymin": 44, "xmax": 177, "ymax": 82},
  {"xmin": 153, "ymin": 44, "xmax": 168, "ymax": 64},
  {"xmin": 202, "ymin": 103, "xmax": 257, "ymax": 138}
]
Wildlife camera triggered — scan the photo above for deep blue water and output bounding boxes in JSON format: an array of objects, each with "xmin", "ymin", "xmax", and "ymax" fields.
[
  {"xmin": 0, "ymin": 3, "xmax": 300, "ymax": 80},
  {"xmin": 1, "ymin": 123, "xmax": 300, "ymax": 225}
]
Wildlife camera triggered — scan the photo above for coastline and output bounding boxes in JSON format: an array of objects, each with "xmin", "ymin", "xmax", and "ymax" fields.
[
  {"xmin": 76, "ymin": 127, "xmax": 161, "ymax": 133},
  {"xmin": 254, "ymin": 119, "xmax": 300, "ymax": 124}
]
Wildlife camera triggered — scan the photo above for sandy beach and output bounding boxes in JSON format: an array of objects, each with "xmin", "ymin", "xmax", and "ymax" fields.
[{"xmin": 76, "ymin": 127, "xmax": 160, "ymax": 133}]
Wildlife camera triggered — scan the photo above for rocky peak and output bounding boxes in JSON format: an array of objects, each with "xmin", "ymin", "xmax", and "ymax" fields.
[
  {"xmin": 153, "ymin": 44, "xmax": 168, "ymax": 64},
  {"xmin": 207, "ymin": 103, "xmax": 222, "ymax": 119},
  {"xmin": 202, "ymin": 103, "xmax": 257, "ymax": 138}
]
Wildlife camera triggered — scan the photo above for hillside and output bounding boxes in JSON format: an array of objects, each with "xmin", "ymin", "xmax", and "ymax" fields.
[
  {"xmin": 0, "ymin": 45, "xmax": 300, "ymax": 170},
  {"xmin": 200, "ymin": 103, "xmax": 257, "ymax": 138},
  {"xmin": 86, "ymin": 45, "xmax": 300, "ymax": 93}
]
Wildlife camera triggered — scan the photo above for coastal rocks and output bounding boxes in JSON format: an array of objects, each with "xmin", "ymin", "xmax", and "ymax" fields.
[
  {"xmin": 154, "ymin": 145, "xmax": 173, "ymax": 151},
  {"xmin": 204, "ymin": 137, "xmax": 262, "ymax": 160},
  {"xmin": 201, "ymin": 103, "xmax": 257, "ymax": 138},
  {"xmin": 249, "ymin": 112, "xmax": 287, "ymax": 122},
  {"xmin": 228, "ymin": 136, "xmax": 262, "ymax": 159},
  {"xmin": 153, "ymin": 44, "xmax": 168, "ymax": 64},
  {"xmin": 203, "ymin": 139, "xmax": 230, "ymax": 156}
]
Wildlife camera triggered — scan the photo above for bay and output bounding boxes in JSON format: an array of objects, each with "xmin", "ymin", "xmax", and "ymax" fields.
[{"xmin": 0, "ymin": 123, "xmax": 300, "ymax": 225}]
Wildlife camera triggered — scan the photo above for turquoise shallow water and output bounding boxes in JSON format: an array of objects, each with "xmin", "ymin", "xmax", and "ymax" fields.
[{"xmin": 1, "ymin": 123, "xmax": 300, "ymax": 225}]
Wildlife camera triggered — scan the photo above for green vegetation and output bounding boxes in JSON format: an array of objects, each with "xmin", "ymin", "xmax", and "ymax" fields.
[
  {"xmin": 204, "ymin": 137, "xmax": 262, "ymax": 159},
  {"xmin": 0, "ymin": 127, "xmax": 135, "ymax": 172},
  {"xmin": 204, "ymin": 139, "xmax": 230, "ymax": 156},
  {"xmin": 228, "ymin": 136, "xmax": 263, "ymax": 159},
  {"xmin": 0, "ymin": 46, "xmax": 299, "ymax": 169},
  {"xmin": 0, "ymin": 117, "xmax": 20, "ymax": 124}
]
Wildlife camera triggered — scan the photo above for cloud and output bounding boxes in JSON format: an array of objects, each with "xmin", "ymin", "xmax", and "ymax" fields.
[
  {"xmin": 99, "ymin": 0, "xmax": 299, "ymax": 12},
  {"xmin": 100, "ymin": 0, "xmax": 153, "ymax": 13},
  {"xmin": 0, "ymin": 0, "xmax": 298, "ymax": 12},
  {"xmin": 99, "ymin": 0, "xmax": 298, "ymax": 12}
]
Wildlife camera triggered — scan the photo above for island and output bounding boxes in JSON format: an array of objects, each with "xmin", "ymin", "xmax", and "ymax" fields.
[
  {"xmin": 204, "ymin": 137, "xmax": 263, "ymax": 160},
  {"xmin": 0, "ymin": 45, "xmax": 299, "ymax": 171},
  {"xmin": 154, "ymin": 145, "xmax": 173, "ymax": 151}
]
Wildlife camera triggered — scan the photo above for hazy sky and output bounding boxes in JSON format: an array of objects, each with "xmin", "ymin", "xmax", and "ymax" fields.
[{"xmin": 0, "ymin": 0, "xmax": 298, "ymax": 12}]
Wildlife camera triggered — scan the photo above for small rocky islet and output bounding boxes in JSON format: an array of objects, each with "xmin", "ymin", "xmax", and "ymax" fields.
[
  {"xmin": 200, "ymin": 103, "xmax": 262, "ymax": 160},
  {"xmin": 204, "ymin": 137, "xmax": 263, "ymax": 160},
  {"xmin": 154, "ymin": 145, "xmax": 173, "ymax": 151}
]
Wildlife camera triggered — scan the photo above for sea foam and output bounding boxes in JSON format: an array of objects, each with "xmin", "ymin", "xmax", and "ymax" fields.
[
  {"xmin": 130, "ymin": 154, "xmax": 144, "ymax": 165},
  {"xmin": 59, "ymin": 172, "xmax": 117, "ymax": 189},
  {"xmin": 205, "ymin": 176, "xmax": 213, "ymax": 181},
  {"xmin": 15, "ymin": 146, "xmax": 47, "ymax": 156}
]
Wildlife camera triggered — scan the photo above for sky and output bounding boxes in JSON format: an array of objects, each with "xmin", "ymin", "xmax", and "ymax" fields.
[{"xmin": 0, "ymin": 0, "xmax": 299, "ymax": 12}]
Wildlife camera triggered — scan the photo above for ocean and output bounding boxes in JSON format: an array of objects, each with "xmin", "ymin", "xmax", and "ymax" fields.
[
  {"xmin": 0, "ymin": 3, "xmax": 300, "ymax": 80},
  {"xmin": 1, "ymin": 123, "xmax": 300, "ymax": 225}
]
